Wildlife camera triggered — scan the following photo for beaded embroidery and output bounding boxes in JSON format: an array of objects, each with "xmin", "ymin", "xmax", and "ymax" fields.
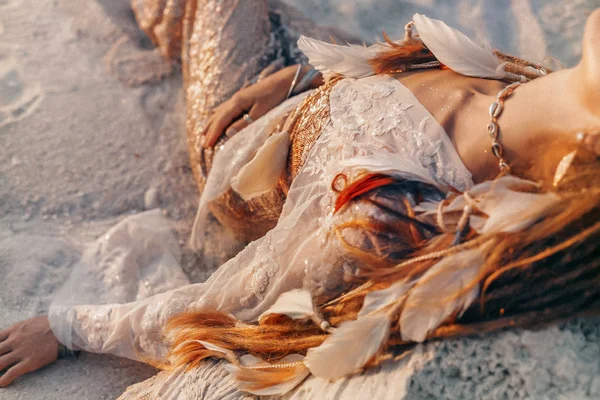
[{"xmin": 287, "ymin": 77, "xmax": 342, "ymax": 179}]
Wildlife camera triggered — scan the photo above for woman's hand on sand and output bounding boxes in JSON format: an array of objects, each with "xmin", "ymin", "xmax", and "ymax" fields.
[
  {"xmin": 202, "ymin": 65, "xmax": 313, "ymax": 148},
  {"xmin": 0, "ymin": 316, "xmax": 59, "ymax": 387}
]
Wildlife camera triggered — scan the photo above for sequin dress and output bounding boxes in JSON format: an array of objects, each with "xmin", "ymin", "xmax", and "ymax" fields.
[
  {"xmin": 49, "ymin": 1, "xmax": 475, "ymax": 398},
  {"xmin": 129, "ymin": 0, "xmax": 358, "ymax": 261},
  {"xmin": 132, "ymin": 0, "xmax": 349, "ymax": 190}
]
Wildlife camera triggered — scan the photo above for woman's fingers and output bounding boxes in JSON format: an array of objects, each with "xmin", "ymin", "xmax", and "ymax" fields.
[
  {"xmin": 0, "ymin": 338, "xmax": 11, "ymax": 357},
  {"xmin": 0, "ymin": 362, "xmax": 30, "ymax": 388},
  {"xmin": 0, "ymin": 327, "xmax": 10, "ymax": 343},
  {"xmin": 223, "ymin": 118, "xmax": 245, "ymax": 139},
  {"xmin": 201, "ymin": 116, "xmax": 213, "ymax": 137},
  {"xmin": 203, "ymin": 95, "xmax": 253, "ymax": 148},
  {"xmin": 0, "ymin": 352, "xmax": 18, "ymax": 373},
  {"xmin": 224, "ymin": 105, "xmax": 260, "ymax": 139},
  {"xmin": 200, "ymin": 118, "xmax": 214, "ymax": 148},
  {"xmin": 0, "ymin": 316, "xmax": 59, "ymax": 388}
]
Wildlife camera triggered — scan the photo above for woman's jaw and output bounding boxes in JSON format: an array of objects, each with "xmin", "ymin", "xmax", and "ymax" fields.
[
  {"xmin": 573, "ymin": 8, "xmax": 600, "ymax": 117},
  {"xmin": 494, "ymin": 8, "xmax": 600, "ymax": 183}
]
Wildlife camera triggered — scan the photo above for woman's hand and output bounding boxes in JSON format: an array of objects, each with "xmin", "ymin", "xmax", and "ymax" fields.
[
  {"xmin": 202, "ymin": 65, "xmax": 319, "ymax": 148},
  {"xmin": 0, "ymin": 316, "xmax": 59, "ymax": 387}
]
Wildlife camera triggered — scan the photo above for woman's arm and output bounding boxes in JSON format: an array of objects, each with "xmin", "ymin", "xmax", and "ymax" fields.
[
  {"xmin": 202, "ymin": 65, "xmax": 323, "ymax": 148},
  {"xmin": 0, "ymin": 170, "xmax": 439, "ymax": 386},
  {"xmin": 0, "ymin": 152, "xmax": 341, "ymax": 389}
]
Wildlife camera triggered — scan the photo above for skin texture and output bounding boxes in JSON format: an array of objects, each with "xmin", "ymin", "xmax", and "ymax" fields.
[
  {"xmin": 1, "ymin": 7, "xmax": 599, "ymax": 390},
  {"xmin": 396, "ymin": 67, "xmax": 600, "ymax": 183},
  {"xmin": 0, "ymin": 316, "xmax": 59, "ymax": 387},
  {"xmin": 202, "ymin": 65, "xmax": 322, "ymax": 148},
  {"xmin": 396, "ymin": 10, "xmax": 600, "ymax": 183}
]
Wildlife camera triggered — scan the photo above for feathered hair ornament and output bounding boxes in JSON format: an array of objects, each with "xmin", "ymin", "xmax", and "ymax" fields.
[
  {"xmin": 298, "ymin": 13, "xmax": 546, "ymax": 82},
  {"xmin": 165, "ymin": 163, "xmax": 599, "ymax": 395}
]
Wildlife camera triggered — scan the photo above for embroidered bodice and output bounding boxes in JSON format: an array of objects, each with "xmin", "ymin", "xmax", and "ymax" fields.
[{"xmin": 306, "ymin": 76, "xmax": 472, "ymax": 189}]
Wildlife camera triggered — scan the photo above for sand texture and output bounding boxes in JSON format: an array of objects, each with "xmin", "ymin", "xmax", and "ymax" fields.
[{"xmin": 1, "ymin": 0, "xmax": 598, "ymax": 399}]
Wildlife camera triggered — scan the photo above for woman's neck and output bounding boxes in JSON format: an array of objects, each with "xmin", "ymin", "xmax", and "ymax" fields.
[
  {"xmin": 397, "ymin": 68, "xmax": 600, "ymax": 184},
  {"xmin": 493, "ymin": 68, "xmax": 600, "ymax": 182}
]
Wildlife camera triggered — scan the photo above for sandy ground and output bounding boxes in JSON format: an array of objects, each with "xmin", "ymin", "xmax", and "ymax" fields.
[{"xmin": 0, "ymin": 0, "xmax": 597, "ymax": 399}]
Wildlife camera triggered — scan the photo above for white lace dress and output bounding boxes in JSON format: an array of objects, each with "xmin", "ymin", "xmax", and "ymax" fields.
[
  {"xmin": 47, "ymin": 2, "xmax": 600, "ymax": 398},
  {"xmin": 49, "ymin": 73, "xmax": 472, "ymax": 362},
  {"xmin": 49, "ymin": 73, "xmax": 600, "ymax": 400}
]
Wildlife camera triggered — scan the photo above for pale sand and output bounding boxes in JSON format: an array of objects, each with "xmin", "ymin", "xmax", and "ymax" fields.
[{"xmin": 0, "ymin": 0, "xmax": 597, "ymax": 399}]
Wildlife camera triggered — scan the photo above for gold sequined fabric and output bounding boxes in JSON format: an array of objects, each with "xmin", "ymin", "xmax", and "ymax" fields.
[
  {"xmin": 131, "ymin": 0, "xmax": 188, "ymax": 60},
  {"xmin": 183, "ymin": 0, "xmax": 276, "ymax": 192},
  {"xmin": 208, "ymin": 185, "xmax": 287, "ymax": 243},
  {"xmin": 131, "ymin": 1, "xmax": 348, "ymax": 243},
  {"xmin": 132, "ymin": 0, "xmax": 350, "ymax": 193},
  {"xmin": 205, "ymin": 80, "xmax": 339, "ymax": 243},
  {"xmin": 287, "ymin": 77, "xmax": 341, "ymax": 179}
]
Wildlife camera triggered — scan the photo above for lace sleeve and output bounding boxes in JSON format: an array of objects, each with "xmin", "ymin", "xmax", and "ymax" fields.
[
  {"xmin": 48, "ymin": 72, "xmax": 474, "ymax": 363},
  {"xmin": 48, "ymin": 144, "xmax": 354, "ymax": 362}
]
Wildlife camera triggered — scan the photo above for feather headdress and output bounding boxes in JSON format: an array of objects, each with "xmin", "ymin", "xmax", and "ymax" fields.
[
  {"xmin": 297, "ymin": 35, "xmax": 383, "ymax": 80},
  {"xmin": 411, "ymin": 14, "xmax": 516, "ymax": 80},
  {"xmin": 298, "ymin": 14, "xmax": 520, "ymax": 81}
]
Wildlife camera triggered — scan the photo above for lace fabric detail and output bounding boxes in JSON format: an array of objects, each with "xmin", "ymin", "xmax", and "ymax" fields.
[
  {"xmin": 239, "ymin": 236, "xmax": 280, "ymax": 308},
  {"xmin": 68, "ymin": 289, "xmax": 195, "ymax": 361},
  {"xmin": 301, "ymin": 76, "xmax": 473, "ymax": 191},
  {"xmin": 50, "ymin": 1, "xmax": 474, "ymax": 379},
  {"xmin": 137, "ymin": 297, "xmax": 188, "ymax": 359},
  {"xmin": 287, "ymin": 77, "xmax": 342, "ymax": 179},
  {"xmin": 74, "ymin": 306, "xmax": 113, "ymax": 353},
  {"xmin": 243, "ymin": 75, "xmax": 476, "ymax": 301},
  {"xmin": 51, "ymin": 74, "xmax": 474, "ymax": 363},
  {"xmin": 49, "ymin": 211, "xmax": 190, "ymax": 359}
]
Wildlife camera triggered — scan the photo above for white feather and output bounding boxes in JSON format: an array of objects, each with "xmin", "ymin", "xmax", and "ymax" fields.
[
  {"xmin": 171, "ymin": 340, "xmax": 238, "ymax": 364},
  {"xmin": 298, "ymin": 35, "xmax": 381, "ymax": 79},
  {"xmin": 415, "ymin": 176, "xmax": 540, "ymax": 214},
  {"xmin": 223, "ymin": 354, "xmax": 309, "ymax": 396},
  {"xmin": 412, "ymin": 14, "xmax": 508, "ymax": 80},
  {"xmin": 456, "ymin": 178, "xmax": 557, "ymax": 233},
  {"xmin": 305, "ymin": 314, "xmax": 390, "ymax": 380},
  {"xmin": 358, "ymin": 280, "xmax": 412, "ymax": 317},
  {"xmin": 258, "ymin": 289, "xmax": 315, "ymax": 322},
  {"xmin": 231, "ymin": 129, "xmax": 290, "ymax": 201},
  {"xmin": 414, "ymin": 176, "xmax": 558, "ymax": 234},
  {"xmin": 196, "ymin": 340, "xmax": 237, "ymax": 362},
  {"xmin": 400, "ymin": 246, "xmax": 488, "ymax": 342},
  {"xmin": 340, "ymin": 152, "xmax": 444, "ymax": 189},
  {"xmin": 479, "ymin": 191, "xmax": 560, "ymax": 234},
  {"xmin": 553, "ymin": 150, "xmax": 577, "ymax": 187}
]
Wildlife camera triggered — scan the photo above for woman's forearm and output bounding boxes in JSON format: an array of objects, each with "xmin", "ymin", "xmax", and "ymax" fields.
[{"xmin": 297, "ymin": 65, "xmax": 324, "ymax": 93}]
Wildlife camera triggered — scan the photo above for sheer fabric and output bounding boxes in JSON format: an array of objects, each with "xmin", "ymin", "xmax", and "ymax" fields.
[
  {"xmin": 44, "ymin": 1, "xmax": 599, "ymax": 399},
  {"xmin": 117, "ymin": 319, "xmax": 600, "ymax": 400},
  {"xmin": 48, "ymin": 0, "xmax": 477, "ymax": 394},
  {"xmin": 143, "ymin": 0, "xmax": 355, "ymax": 268},
  {"xmin": 49, "ymin": 73, "xmax": 473, "ymax": 362}
]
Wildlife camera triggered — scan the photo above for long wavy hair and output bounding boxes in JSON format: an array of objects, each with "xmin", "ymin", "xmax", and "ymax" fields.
[{"xmin": 159, "ymin": 35, "xmax": 600, "ymax": 378}]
